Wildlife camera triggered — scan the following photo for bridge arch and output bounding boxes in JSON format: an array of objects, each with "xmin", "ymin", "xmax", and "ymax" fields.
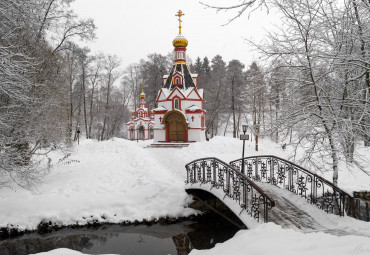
[
  {"xmin": 185, "ymin": 157, "xmax": 275, "ymax": 223},
  {"xmin": 186, "ymin": 188, "xmax": 247, "ymax": 229}
]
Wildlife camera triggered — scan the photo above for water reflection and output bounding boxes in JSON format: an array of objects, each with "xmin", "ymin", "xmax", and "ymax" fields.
[{"xmin": 0, "ymin": 214, "xmax": 239, "ymax": 255}]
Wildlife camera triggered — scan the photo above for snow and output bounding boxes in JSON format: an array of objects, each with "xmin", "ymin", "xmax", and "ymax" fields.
[
  {"xmin": 153, "ymin": 106, "xmax": 167, "ymax": 111},
  {"xmin": 1, "ymin": 136, "xmax": 370, "ymax": 255},
  {"xmin": 186, "ymin": 105, "xmax": 201, "ymax": 111},
  {"xmin": 31, "ymin": 248, "xmax": 116, "ymax": 255},
  {"xmin": 0, "ymin": 138, "xmax": 195, "ymax": 230},
  {"xmin": 190, "ymin": 223, "xmax": 370, "ymax": 255}
]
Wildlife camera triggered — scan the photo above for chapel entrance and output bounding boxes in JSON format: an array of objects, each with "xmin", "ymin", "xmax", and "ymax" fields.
[
  {"xmin": 138, "ymin": 126, "xmax": 145, "ymax": 140},
  {"xmin": 163, "ymin": 111, "xmax": 187, "ymax": 142}
]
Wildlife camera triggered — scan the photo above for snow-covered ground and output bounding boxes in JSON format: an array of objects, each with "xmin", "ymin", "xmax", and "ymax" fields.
[
  {"xmin": 190, "ymin": 223, "xmax": 370, "ymax": 255},
  {"xmin": 1, "ymin": 136, "xmax": 370, "ymax": 255}
]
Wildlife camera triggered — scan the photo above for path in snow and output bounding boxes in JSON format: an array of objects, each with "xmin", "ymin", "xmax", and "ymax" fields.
[{"xmin": 258, "ymin": 183, "xmax": 370, "ymax": 237}]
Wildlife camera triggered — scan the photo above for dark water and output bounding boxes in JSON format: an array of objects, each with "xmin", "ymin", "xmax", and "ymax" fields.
[{"xmin": 0, "ymin": 214, "xmax": 239, "ymax": 255}]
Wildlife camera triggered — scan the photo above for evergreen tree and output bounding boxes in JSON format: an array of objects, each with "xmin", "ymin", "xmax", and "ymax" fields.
[
  {"xmin": 227, "ymin": 60, "xmax": 245, "ymax": 138},
  {"xmin": 205, "ymin": 55, "xmax": 227, "ymax": 137}
]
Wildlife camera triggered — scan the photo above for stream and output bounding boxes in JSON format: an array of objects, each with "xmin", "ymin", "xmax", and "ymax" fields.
[{"xmin": 0, "ymin": 213, "xmax": 240, "ymax": 255}]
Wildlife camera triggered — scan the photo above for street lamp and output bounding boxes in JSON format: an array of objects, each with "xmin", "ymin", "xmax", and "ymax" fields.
[
  {"xmin": 240, "ymin": 124, "xmax": 249, "ymax": 174},
  {"xmin": 242, "ymin": 124, "xmax": 248, "ymax": 134},
  {"xmin": 76, "ymin": 123, "xmax": 81, "ymax": 145}
]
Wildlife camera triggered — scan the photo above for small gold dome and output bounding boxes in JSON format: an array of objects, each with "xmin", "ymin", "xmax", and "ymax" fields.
[
  {"xmin": 172, "ymin": 34, "xmax": 188, "ymax": 48},
  {"xmin": 140, "ymin": 88, "xmax": 146, "ymax": 99}
]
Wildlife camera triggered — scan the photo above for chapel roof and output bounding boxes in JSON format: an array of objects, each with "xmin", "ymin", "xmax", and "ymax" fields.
[{"xmin": 163, "ymin": 63, "xmax": 196, "ymax": 90}]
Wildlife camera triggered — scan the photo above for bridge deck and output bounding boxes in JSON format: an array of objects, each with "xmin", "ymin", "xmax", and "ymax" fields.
[{"xmin": 259, "ymin": 183, "xmax": 370, "ymax": 237}]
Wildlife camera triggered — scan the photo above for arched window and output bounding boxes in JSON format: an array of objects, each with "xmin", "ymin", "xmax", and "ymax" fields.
[
  {"xmin": 175, "ymin": 78, "xmax": 179, "ymax": 84},
  {"xmin": 174, "ymin": 98, "xmax": 179, "ymax": 109}
]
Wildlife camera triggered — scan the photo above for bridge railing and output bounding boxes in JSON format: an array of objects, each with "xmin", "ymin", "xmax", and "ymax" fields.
[
  {"xmin": 185, "ymin": 157, "xmax": 275, "ymax": 223},
  {"xmin": 229, "ymin": 155, "xmax": 355, "ymax": 217}
]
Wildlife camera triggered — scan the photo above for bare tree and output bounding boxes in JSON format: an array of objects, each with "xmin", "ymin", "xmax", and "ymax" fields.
[
  {"xmin": 100, "ymin": 55, "xmax": 122, "ymax": 141},
  {"xmin": 246, "ymin": 62, "xmax": 266, "ymax": 151}
]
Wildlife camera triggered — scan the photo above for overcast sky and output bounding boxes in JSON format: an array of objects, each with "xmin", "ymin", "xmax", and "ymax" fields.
[{"xmin": 72, "ymin": 0, "xmax": 280, "ymax": 69}]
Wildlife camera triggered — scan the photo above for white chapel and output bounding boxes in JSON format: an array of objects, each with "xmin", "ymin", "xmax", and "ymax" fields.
[
  {"xmin": 152, "ymin": 10, "xmax": 206, "ymax": 143},
  {"xmin": 127, "ymin": 89, "xmax": 154, "ymax": 140}
]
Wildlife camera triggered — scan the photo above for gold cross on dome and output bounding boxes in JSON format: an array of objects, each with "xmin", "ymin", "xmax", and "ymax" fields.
[{"xmin": 175, "ymin": 10, "xmax": 185, "ymax": 34}]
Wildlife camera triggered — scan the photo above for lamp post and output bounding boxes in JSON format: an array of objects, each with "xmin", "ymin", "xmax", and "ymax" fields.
[
  {"xmin": 240, "ymin": 124, "xmax": 249, "ymax": 175},
  {"xmin": 76, "ymin": 123, "xmax": 81, "ymax": 145}
]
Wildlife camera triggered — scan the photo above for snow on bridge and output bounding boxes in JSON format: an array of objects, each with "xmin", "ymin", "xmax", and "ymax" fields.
[{"xmin": 185, "ymin": 156, "xmax": 370, "ymax": 237}]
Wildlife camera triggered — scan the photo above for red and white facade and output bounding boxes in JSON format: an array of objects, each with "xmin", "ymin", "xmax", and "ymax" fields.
[
  {"xmin": 127, "ymin": 90, "xmax": 154, "ymax": 140},
  {"xmin": 152, "ymin": 32, "xmax": 206, "ymax": 143}
]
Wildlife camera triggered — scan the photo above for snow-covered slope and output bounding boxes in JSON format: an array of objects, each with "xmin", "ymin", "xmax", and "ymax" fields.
[{"xmin": 1, "ymin": 136, "xmax": 369, "ymax": 231}]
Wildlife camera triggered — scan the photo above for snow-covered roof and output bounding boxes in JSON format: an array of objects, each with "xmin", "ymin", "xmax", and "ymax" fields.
[
  {"xmin": 186, "ymin": 105, "xmax": 201, "ymax": 111},
  {"xmin": 159, "ymin": 88, "xmax": 170, "ymax": 98},
  {"xmin": 153, "ymin": 106, "xmax": 167, "ymax": 111},
  {"xmin": 184, "ymin": 88, "xmax": 193, "ymax": 97}
]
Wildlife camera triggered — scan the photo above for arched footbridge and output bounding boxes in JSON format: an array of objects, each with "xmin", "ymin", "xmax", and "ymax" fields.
[{"xmin": 185, "ymin": 156, "xmax": 362, "ymax": 230}]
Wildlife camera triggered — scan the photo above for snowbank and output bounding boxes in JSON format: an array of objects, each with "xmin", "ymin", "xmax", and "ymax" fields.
[
  {"xmin": 190, "ymin": 223, "xmax": 370, "ymax": 255},
  {"xmin": 0, "ymin": 138, "xmax": 194, "ymax": 230}
]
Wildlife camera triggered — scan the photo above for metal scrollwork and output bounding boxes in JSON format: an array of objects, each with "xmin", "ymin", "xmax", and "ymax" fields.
[
  {"xmin": 277, "ymin": 165, "xmax": 286, "ymax": 185},
  {"xmin": 296, "ymin": 175, "xmax": 308, "ymax": 197},
  {"xmin": 260, "ymin": 161, "xmax": 267, "ymax": 179},
  {"xmin": 247, "ymin": 161, "xmax": 253, "ymax": 178},
  {"xmin": 229, "ymin": 155, "xmax": 354, "ymax": 218},
  {"xmin": 251, "ymin": 194, "xmax": 261, "ymax": 221},
  {"xmin": 185, "ymin": 157, "xmax": 276, "ymax": 223}
]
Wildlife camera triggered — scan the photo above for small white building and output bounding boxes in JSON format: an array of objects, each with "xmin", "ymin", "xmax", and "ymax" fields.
[
  {"xmin": 153, "ymin": 11, "xmax": 206, "ymax": 143},
  {"xmin": 127, "ymin": 90, "xmax": 154, "ymax": 140}
]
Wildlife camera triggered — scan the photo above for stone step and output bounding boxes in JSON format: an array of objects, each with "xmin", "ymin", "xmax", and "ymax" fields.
[{"xmin": 146, "ymin": 143, "xmax": 190, "ymax": 148}]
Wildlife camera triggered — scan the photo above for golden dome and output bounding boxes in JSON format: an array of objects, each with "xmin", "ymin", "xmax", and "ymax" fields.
[
  {"xmin": 140, "ymin": 86, "xmax": 146, "ymax": 99},
  {"xmin": 172, "ymin": 34, "xmax": 188, "ymax": 48}
]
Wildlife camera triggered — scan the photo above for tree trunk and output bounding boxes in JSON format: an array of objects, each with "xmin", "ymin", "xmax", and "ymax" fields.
[
  {"xmin": 101, "ymin": 75, "xmax": 111, "ymax": 141},
  {"xmin": 231, "ymin": 76, "xmax": 236, "ymax": 138},
  {"xmin": 82, "ymin": 64, "xmax": 88, "ymax": 139},
  {"xmin": 328, "ymin": 132, "xmax": 339, "ymax": 185}
]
